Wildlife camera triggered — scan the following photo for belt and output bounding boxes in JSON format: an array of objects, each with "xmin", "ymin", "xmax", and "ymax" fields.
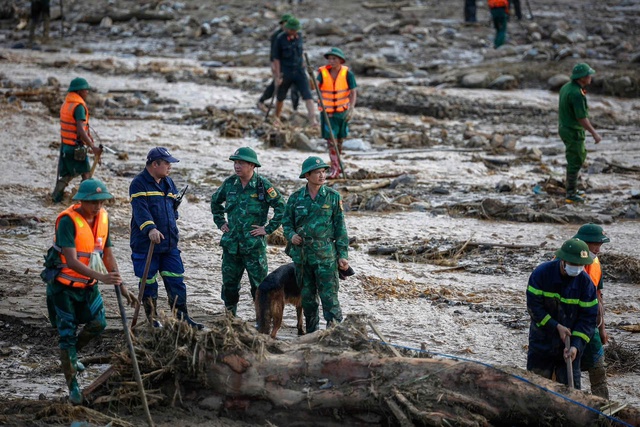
[{"xmin": 302, "ymin": 237, "xmax": 334, "ymax": 245}]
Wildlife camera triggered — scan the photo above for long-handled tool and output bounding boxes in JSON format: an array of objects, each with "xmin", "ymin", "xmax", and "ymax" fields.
[
  {"xmin": 565, "ymin": 335, "xmax": 574, "ymax": 389},
  {"xmin": 304, "ymin": 53, "xmax": 347, "ymax": 180},
  {"xmin": 60, "ymin": 0, "xmax": 64, "ymax": 38},
  {"xmin": 525, "ymin": 0, "xmax": 534, "ymax": 20},
  {"xmin": 114, "ymin": 285, "xmax": 155, "ymax": 427},
  {"xmin": 131, "ymin": 241, "xmax": 155, "ymax": 328},
  {"xmin": 88, "ymin": 149, "xmax": 102, "ymax": 179},
  {"xmin": 264, "ymin": 80, "xmax": 278, "ymax": 122}
]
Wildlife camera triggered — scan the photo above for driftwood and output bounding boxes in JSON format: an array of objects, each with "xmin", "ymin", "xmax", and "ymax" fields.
[
  {"xmin": 344, "ymin": 179, "xmax": 391, "ymax": 192},
  {"xmin": 362, "ymin": 1, "xmax": 410, "ymax": 9},
  {"xmin": 106, "ymin": 314, "xmax": 640, "ymax": 426},
  {"xmin": 79, "ymin": 10, "xmax": 174, "ymax": 25}
]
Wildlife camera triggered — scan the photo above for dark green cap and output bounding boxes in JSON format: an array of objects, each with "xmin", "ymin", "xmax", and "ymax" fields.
[
  {"xmin": 573, "ymin": 223, "xmax": 610, "ymax": 243},
  {"xmin": 570, "ymin": 63, "xmax": 595, "ymax": 80},
  {"xmin": 324, "ymin": 47, "xmax": 346, "ymax": 63},
  {"xmin": 285, "ymin": 17, "xmax": 300, "ymax": 31},
  {"xmin": 68, "ymin": 77, "xmax": 91, "ymax": 92},
  {"xmin": 555, "ymin": 238, "xmax": 594, "ymax": 265},
  {"xmin": 299, "ymin": 156, "xmax": 329, "ymax": 179},
  {"xmin": 280, "ymin": 13, "xmax": 293, "ymax": 24},
  {"xmin": 72, "ymin": 179, "xmax": 113, "ymax": 201},
  {"xmin": 229, "ymin": 147, "xmax": 261, "ymax": 167}
]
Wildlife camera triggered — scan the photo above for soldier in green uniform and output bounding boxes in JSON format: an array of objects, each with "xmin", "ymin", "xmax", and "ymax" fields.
[
  {"xmin": 282, "ymin": 156, "xmax": 350, "ymax": 333},
  {"xmin": 558, "ymin": 63, "xmax": 602, "ymax": 204},
  {"xmin": 210, "ymin": 147, "xmax": 285, "ymax": 315}
]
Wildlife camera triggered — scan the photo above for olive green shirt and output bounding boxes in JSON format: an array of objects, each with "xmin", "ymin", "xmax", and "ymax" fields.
[
  {"xmin": 558, "ymin": 80, "xmax": 589, "ymax": 131},
  {"xmin": 211, "ymin": 173, "xmax": 285, "ymax": 254}
]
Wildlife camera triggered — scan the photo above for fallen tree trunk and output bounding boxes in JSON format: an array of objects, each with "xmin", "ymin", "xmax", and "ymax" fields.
[{"xmin": 93, "ymin": 314, "xmax": 640, "ymax": 427}]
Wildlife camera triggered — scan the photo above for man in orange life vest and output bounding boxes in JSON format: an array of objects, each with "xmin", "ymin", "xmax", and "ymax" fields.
[
  {"xmin": 488, "ymin": 0, "xmax": 509, "ymax": 48},
  {"xmin": 51, "ymin": 77, "xmax": 103, "ymax": 203},
  {"xmin": 43, "ymin": 178, "xmax": 137, "ymax": 405},
  {"xmin": 316, "ymin": 47, "xmax": 357, "ymax": 179},
  {"xmin": 573, "ymin": 223, "xmax": 611, "ymax": 399}
]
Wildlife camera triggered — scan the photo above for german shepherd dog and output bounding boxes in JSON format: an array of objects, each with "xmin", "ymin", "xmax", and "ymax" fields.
[{"xmin": 255, "ymin": 263, "xmax": 304, "ymax": 339}]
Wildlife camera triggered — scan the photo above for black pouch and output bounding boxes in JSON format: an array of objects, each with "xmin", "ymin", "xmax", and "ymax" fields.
[
  {"xmin": 73, "ymin": 145, "xmax": 87, "ymax": 161},
  {"xmin": 40, "ymin": 246, "xmax": 62, "ymax": 285}
]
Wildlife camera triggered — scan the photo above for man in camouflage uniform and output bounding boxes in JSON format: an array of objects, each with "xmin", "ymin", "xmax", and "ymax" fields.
[
  {"xmin": 282, "ymin": 156, "xmax": 350, "ymax": 333},
  {"xmin": 210, "ymin": 147, "xmax": 285, "ymax": 315}
]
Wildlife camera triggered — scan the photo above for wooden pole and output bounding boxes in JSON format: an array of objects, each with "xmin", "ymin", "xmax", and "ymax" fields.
[
  {"xmin": 131, "ymin": 241, "xmax": 155, "ymax": 328},
  {"xmin": 565, "ymin": 336, "xmax": 574, "ymax": 389},
  {"xmin": 264, "ymin": 80, "xmax": 278, "ymax": 122}
]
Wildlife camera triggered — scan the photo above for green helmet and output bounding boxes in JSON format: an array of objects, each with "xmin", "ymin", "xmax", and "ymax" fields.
[
  {"xmin": 573, "ymin": 223, "xmax": 610, "ymax": 243},
  {"xmin": 570, "ymin": 63, "xmax": 595, "ymax": 80},
  {"xmin": 324, "ymin": 47, "xmax": 346, "ymax": 63},
  {"xmin": 229, "ymin": 147, "xmax": 261, "ymax": 167},
  {"xmin": 72, "ymin": 179, "xmax": 113, "ymax": 201},
  {"xmin": 555, "ymin": 238, "xmax": 593, "ymax": 265},
  {"xmin": 299, "ymin": 156, "xmax": 329, "ymax": 179},
  {"xmin": 68, "ymin": 77, "xmax": 91, "ymax": 92},
  {"xmin": 280, "ymin": 13, "xmax": 293, "ymax": 24},
  {"xmin": 285, "ymin": 17, "xmax": 301, "ymax": 31}
]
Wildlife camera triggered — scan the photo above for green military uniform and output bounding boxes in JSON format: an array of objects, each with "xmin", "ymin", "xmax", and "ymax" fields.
[
  {"xmin": 282, "ymin": 158, "xmax": 349, "ymax": 332},
  {"xmin": 558, "ymin": 63, "xmax": 595, "ymax": 201},
  {"xmin": 211, "ymin": 157, "xmax": 285, "ymax": 315},
  {"xmin": 58, "ymin": 105, "xmax": 91, "ymax": 178}
]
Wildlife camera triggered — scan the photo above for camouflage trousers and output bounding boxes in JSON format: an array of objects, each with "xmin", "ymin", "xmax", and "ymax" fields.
[
  {"xmin": 295, "ymin": 259, "xmax": 343, "ymax": 333},
  {"xmin": 221, "ymin": 248, "xmax": 268, "ymax": 315},
  {"xmin": 47, "ymin": 281, "xmax": 107, "ymax": 351}
]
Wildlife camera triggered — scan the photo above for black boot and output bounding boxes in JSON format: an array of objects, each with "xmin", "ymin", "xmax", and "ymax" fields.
[
  {"xmin": 565, "ymin": 172, "xmax": 584, "ymax": 203},
  {"xmin": 143, "ymin": 297, "xmax": 162, "ymax": 328},
  {"xmin": 60, "ymin": 349, "xmax": 82, "ymax": 405},
  {"xmin": 175, "ymin": 305, "xmax": 204, "ymax": 330}
]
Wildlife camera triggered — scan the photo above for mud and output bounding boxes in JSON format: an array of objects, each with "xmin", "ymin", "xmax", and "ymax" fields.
[{"xmin": 1, "ymin": 0, "xmax": 640, "ymax": 425}]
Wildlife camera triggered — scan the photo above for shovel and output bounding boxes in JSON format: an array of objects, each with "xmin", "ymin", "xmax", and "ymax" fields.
[{"xmin": 565, "ymin": 336, "xmax": 574, "ymax": 389}]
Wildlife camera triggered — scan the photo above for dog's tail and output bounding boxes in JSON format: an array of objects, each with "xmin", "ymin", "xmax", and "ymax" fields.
[{"xmin": 256, "ymin": 275, "xmax": 280, "ymax": 334}]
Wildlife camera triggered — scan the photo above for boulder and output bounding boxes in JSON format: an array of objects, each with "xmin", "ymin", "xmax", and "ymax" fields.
[
  {"xmin": 489, "ymin": 74, "xmax": 517, "ymax": 90},
  {"xmin": 551, "ymin": 29, "xmax": 572, "ymax": 44},
  {"xmin": 548, "ymin": 74, "xmax": 570, "ymax": 91},
  {"xmin": 460, "ymin": 72, "xmax": 489, "ymax": 89}
]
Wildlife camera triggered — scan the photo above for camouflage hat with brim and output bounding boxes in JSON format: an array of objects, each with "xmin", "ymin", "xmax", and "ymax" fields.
[
  {"xmin": 570, "ymin": 63, "xmax": 596, "ymax": 80},
  {"xmin": 72, "ymin": 178, "xmax": 113, "ymax": 201},
  {"xmin": 555, "ymin": 238, "xmax": 594, "ymax": 265},
  {"xmin": 68, "ymin": 77, "xmax": 91, "ymax": 92},
  {"xmin": 299, "ymin": 156, "xmax": 329, "ymax": 178},
  {"xmin": 285, "ymin": 17, "xmax": 301, "ymax": 31},
  {"xmin": 324, "ymin": 47, "xmax": 346, "ymax": 63},
  {"xmin": 229, "ymin": 147, "xmax": 261, "ymax": 167},
  {"xmin": 573, "ymin": 223, "xmax": 610, "ymax": 243}
]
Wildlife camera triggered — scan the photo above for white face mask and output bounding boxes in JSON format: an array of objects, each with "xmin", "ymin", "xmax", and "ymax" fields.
[
  {"xmin": 564, "ymin": 263, "xmax": 584, "ymax": 277},
  {"xmin": 589, "ymin": 251, "xmax": 597, "ymax": 259}
]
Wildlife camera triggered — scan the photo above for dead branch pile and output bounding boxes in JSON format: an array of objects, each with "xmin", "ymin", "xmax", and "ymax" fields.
[
  {"xmin": 600, "ymin": 253, "xmax": 640, "ymax": 284},
  {"xmin": 0, "ymin": 400, "xmax": 134, "ymax": 427},
  {"xmin": 605, "ymin": 339, "xmax": 640, "ymax": 375},
  {"xmin": 367, "ymin": 237, "xmax": 473, "ymax": 265}
]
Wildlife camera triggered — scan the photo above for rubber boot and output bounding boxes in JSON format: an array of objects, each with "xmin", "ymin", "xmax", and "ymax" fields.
[
  {"xmin": 43, "ymin": 15, "xmax": 50, "ymax": 41},
  {"xmin": 225, "ymin": 304, "xmax": 237, "ymax": 317},
  {"xmin": 305, "ymin": 312, "xmax": 320, "ymax": 334},
  {"xmin": 51, "ymin": 176, "xmax": 72, "ymax": 203},
  {"xmin": 588, "ymin": 366, "xmax": 610, "ymax": 399},
  {"xmin": 143, "ymin": 297, "xmax": 163, "ymax": 328},
  {"xmin": 274, "ymin": 101, "xmax": 284, "ymax": 124},
  {"xmin": 60, "ymin": 349, "xmax": 82, "ymax": 405},
  {"xmin": 565, "ymin": 172, "xmax": 584, "ymax": 203},
  {"xmin": 29, "ymin": 21, "xmax": 36, "ymax": 47},
  {"xmin": 327, "ymin": 147, "xmax": 341, "ymax": 179},
  {"xmin": 175, "ymin": 305, "xmax": 204, "ymax": 330}
]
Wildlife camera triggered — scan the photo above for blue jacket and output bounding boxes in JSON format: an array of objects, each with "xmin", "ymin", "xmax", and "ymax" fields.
[
  {"xmin": 129, "ymin": 168, "xmax": 180, "ymax": 254},
  {"xmin": 526, "ymin": 259, "xmax": 598, "ymax": 357}
]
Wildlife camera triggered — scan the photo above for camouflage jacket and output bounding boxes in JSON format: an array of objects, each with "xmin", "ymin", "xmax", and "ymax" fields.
[
  {"xmin": 210, "ymin": 173, "xmax": 285, "ymax": 254},
  {"xmin": 282, "ymin": 184, "xmax": 349, "ymax": 264}
]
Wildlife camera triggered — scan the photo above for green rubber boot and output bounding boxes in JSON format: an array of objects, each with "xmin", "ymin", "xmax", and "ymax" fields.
[{"xmin": 61, "ymin": 349, "xmax": 82, "ymax": 405}]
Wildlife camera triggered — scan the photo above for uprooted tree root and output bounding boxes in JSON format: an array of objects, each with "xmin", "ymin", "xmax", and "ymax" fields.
[
  {"xmin": 83, "ymin": 314, "xmax": 640, "ymax": 426},
  {"xmin": 600, "ymin": 253, "xmax": 640, "ymax": 285},
  {"xmin": 0, "ymin": 400, "xmax": 134, "ymax": 427},
  {"xmin": 605, "ymin": 338, "xmax": 640, "ymax": 375}
]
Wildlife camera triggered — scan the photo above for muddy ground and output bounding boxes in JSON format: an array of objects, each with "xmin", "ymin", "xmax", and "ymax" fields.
[{"xmin": 0, "ymin": 0, "xmax": 639, "ymax": 425}]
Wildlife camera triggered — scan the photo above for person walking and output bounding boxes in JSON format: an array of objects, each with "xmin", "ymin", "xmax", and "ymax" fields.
[
  {"xmin": 257, "ymin": 13, "xmax": 301, "ymax": 113},
  {"xmin": 282, "ymin": 156, "xmax": 350, "ymax": 333},
  {"xmin": 573, "ymin": 223, "xmax": 611, "ymax": 398},
  {"xmin": 464, "ymin": 0, "xmax": 477, "ymax": 23},
  {"xmin": 558, "ymin": 63, "xmax": 602, "ymax": 203},
  {"xmin": 317, "ymin": 47, "xmax": 357, "ymax": 179},
  {"xmin": 129, "ymin": 147, "xmax": 203, "ymax": 329},
  {"xmin": 51, "ymin": 77, "xmax": 103, "ymax": 203},
  {"xmin": 488, "ymin": 0, "xmax": 509, "ymax": 48},
  {"xmin": 42, "ymin": 178, "xmax": 137, "ymax": 405},
  {"xmin": 526, "ymin": 238, "xmax": 598, "ymax": 390},
  {"xmin": 210, "ymin": 147, "xmax": 285, "ymax": 316},
  {"xmin": 29, "ymin": 0, "xmax": 50, "ymax": 45},
  {"xmin": 272, "ymin": 17, "xmax": 318, "ymax": 127}
]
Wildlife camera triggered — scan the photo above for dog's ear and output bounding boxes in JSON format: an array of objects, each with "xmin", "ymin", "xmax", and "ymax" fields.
[{"xmin": 339, "ymin": 266, "xmax": 355, "ymax": 280}]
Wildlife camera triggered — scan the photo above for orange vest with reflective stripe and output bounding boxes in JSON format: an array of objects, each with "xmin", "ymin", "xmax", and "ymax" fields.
[
  {"xmin": 585, "ymin": 256, "xmax": 602, "ymax": 288},
  {"xmin": 54, "ymin": 204, "xmax": 108, "ymax": 288},
  {"xmin": 318, "ymin": 65, "xmax": 351, "ymax": 114},
  {"xmin": 60, "ymin": 92, "xmax": 90, "ymax": 146},
  {"xmin": 488, "ymin": 0, "xmax": 509, "ymax": 8}
]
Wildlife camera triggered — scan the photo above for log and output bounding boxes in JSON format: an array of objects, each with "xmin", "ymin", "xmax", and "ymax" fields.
[
  {"xmin": 344, "ymin": 179, "xmax": 391, "ymax": 192},
  {"xmin": 79, "ymin": 10, "xmax": 174, "ymax": 25},
  {"xmin": 362, "ymin": 1, "xmax": 410, "ymax": 9},
  {"xmin": 107, "ymin": 315, "xmax": 640, "ymax": 427}
]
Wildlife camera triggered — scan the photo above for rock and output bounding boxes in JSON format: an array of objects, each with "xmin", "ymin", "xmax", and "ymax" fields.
[
  {"xmin": 551, "ymin": 29, "xmax": 572, "ymax": 44},
  {"xmin": 490, "ymin": 133, "xmax": 504, "ymax": 149},
  {"xmin": 201, "ymin": 22, "xmax": 212, "ymax": 36},
  {"xmin": 342, "ymin": 138, "xmax": 371, "ymax": 151},
  {"xmin": 467, "ymin": 135, "xmax": 489, "ymax": 148},
  {"xmin": 496, "ymin": 180, "xmax": 513, "ymax": 193},
  {"xmin": 529, "ymin": 32, "xmax": 542, "ymax": 42},
  {"xmin": 489, "ymin": 74, "xmax": 517, "ymax": 90},
  {"xmin": 555, "ymin": 47, "xmax": 573, "ymax": 60},
  {"xmin": 100, "ymin": 16, "xmax": 113, "ymax": 28},
  {"xmin": 309, "ymin": 23, "xmax": 346, "ymax": 37},
  {"xmin": 390, "ymin": 175, "xmax": 416, "ymax": 189},
  {"xmin": 460, "ymin": 72, "xmax": 489, "ymax": 89},
  {"xmin": 293, "ymin": 132, "xmax": 317, "ymax": 152},
  {"xmin": 599, "ymin": 23, "xmax": 615, "ymax": 35},
  {"xmin": 393, "ymin": 195, "xmax": 413, "ymax": 205},
  {"xmin": 631, "ymin": 52, "xmax": 640, "ymax": 63},
  {"xmin": 523, "ymin": 48, "xmax": 538, "ymax": 60},
  {"xmin": 201, "ymin": 60, "xmax": 224, "ymax": 68},
  {"xmin": 199, "ymin": 395, "xmax": 223, "ymax": 412},
  {"xmin": 567, "ymin": 31, "xmax": 586, "ymax": 43},
  {"xmin": 47, "ymin": 76, "xmax": 60, "ymax": 87},
  {"xmin": 605, "ymin": 76, "xmax": 632, "ymax": 96},
  {"xmin": 432, "ymin": 186, "xmax": 450, "ymax": 195},
  {"xmin": 548, "ymin": 74, "xmax": 570, "ymax": 91},
  {"xmin": 503, "ymin": 135, "xmax": 518, "ymax": 151}
]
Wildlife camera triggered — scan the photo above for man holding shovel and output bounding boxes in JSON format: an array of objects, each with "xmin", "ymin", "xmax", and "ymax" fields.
[
  {"xmin": 526, "ymin": 238, "xmax": 598, "ymax": 389},
  {"xmin": 42, "ymin": 178, "xmax": 137, "ymax": 405},
  {"xmin": 51, "ymin": 77, "xmax": 103, "ymax": 203},
  {"xmin": 316, "ymin": 47, "xmax": 357, "ymax": 179}
]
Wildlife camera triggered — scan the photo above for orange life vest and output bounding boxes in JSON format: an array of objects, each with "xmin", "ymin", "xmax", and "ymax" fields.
[
  {"xmin": 585, "ymin": 256, "xmax": 602, "ymax": 288},
  {"xmin": 488, "ymin": 0, "xmax": 509, "ymax": 8},
  {"xmin": 54, "ymin": 204, "xmax": 108, "ymax": 288},
  {"xmin": 60, "ymin": 92, "xmax": 90, "ymax": 146},
  {"xmin": 318, "ymin": 65, "xmax": 351, "ymax": 114}
]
